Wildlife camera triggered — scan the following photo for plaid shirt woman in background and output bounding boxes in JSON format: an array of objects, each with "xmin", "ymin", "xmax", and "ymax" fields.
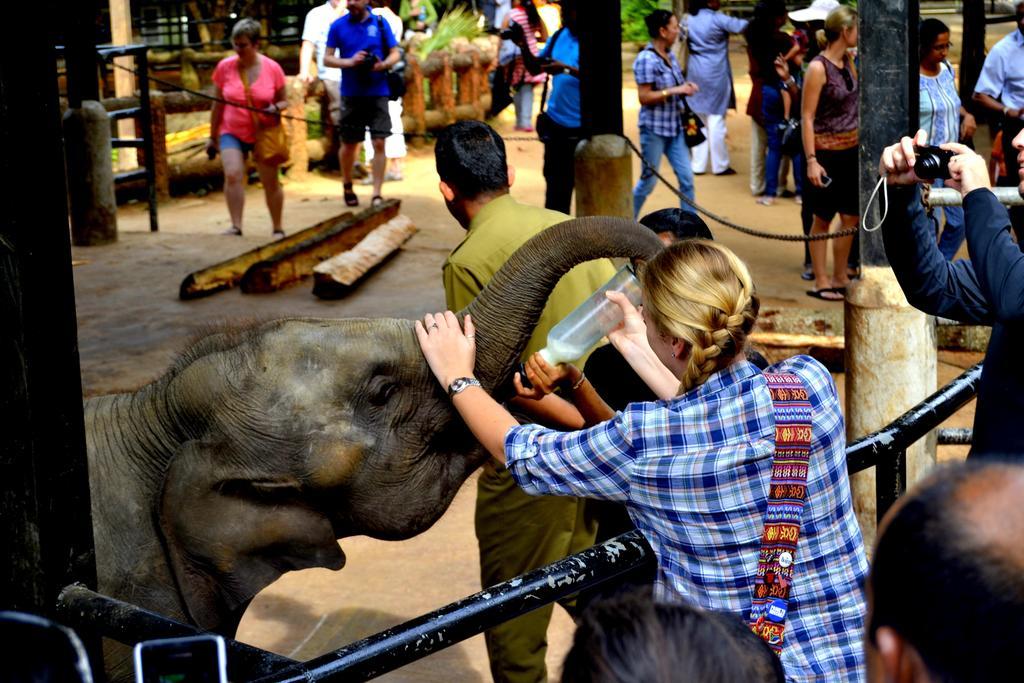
[
  {"xmin": 631, "ymin": 10, "xmax": 700, "ymax": 218},
  {"xmin": 416, "ymin": 240, "xmax": 869, "ymax": 682}
]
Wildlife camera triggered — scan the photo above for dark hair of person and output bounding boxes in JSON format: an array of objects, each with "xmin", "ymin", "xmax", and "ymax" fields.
[
  {"xmin": 560, "ymin": 0, "xmax": 578, "ymax": 35},
  {"xmin": 868, "ymin": 461, "xmax": 1024, "ymax": 682},
  {"xmin": 434, "ymin": 120, "xmax": 509, "ymax": 199},
  {"xmin": 918, "ymin": 18, "xmax": 950, "ymax": 62},
  {"xmin": 561, "ymin": 590, "xmax": 785, "ymax": 683},
  {"xmin": 745, "ymin": 0, "xmax": 782, "ymax": 75},
  {"xmin": 517, "ymin": 0, "xmax": 542, "ymax": 28},
  {"xmin": 689, "ymin": 0, "xmax": 710, "ymax": 16},
  {"xmin": 644, "ymin": 10, "xmax": 675, "ymax": 39},
  {"xmin": 639, "ymin": 208, "xmax": 714, "ymax": 241}
]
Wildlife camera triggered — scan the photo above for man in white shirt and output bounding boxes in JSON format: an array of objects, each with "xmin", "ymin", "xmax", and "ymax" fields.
[
  {"xmin": 973, "ymin": 2, "xmax": 1024, "ymax": 238},
  {"xmin": 300, "ymin": 0, "xmax": 347, "ymax": 162}
]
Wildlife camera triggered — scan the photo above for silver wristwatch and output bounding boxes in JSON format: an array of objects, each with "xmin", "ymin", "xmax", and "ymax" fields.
[{"xmin": 448, "ymin": 377, "xmax": 481, "ymax": 397}]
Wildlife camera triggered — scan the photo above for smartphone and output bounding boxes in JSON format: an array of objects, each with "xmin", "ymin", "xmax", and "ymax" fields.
[
  {"xmin": 134, "ymin": 634, "xmax": 227, "ymax": 683},
  {"xmin": 820, "ymin": 174, "xmax": 833, "ymax": 187}
]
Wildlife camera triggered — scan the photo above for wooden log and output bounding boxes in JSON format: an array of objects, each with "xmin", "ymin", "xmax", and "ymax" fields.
[
  {"xmin": 748, "ymin": 332, "xmax": 844, "ymax": 349},
  {"xmin": 425, "ymin": 52, "xmax": 455, "ymax": 127},
  {"xmin": 240, "ymin": 199, "xmax": 401, "ymax": 294},
  {"xmin": 285, "ymin": 76, "xmax": 307, "ymax": 178},
  {"xmin": 454, "ymin": 50, "xmax": 482, "ymax": 119},
  {"xmin": 179, "ymin": 210, "xmax": 355, "ymax": 299},
  {"xmin": 312, "ymin": 215, "xmax": 417, "ymax": 299},
  {"xmin": 402, "ymin": 53, "xmax": 427, "ymax": 147},
  {"xmin": 148, "ymin": 92, "xmax": 170, "ymax": 200}
]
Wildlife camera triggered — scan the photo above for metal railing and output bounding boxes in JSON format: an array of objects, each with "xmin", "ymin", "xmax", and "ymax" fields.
[
  {"xmin": 97, "ymin": 44, "xmax": 159, "ymax": 232},
  {"xmin": 56, "ymin": 362, "xmax": 982, "ymax": 681}
]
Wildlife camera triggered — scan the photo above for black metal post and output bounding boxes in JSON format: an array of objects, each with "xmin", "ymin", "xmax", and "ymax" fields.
[
  {"xmin": 960, "ymin": 0, "xmax": 986, "ymax": 118},
  {"xmin": 858, "ymin": 0, "xmax": 918, "ymax": 266},
  {"xmin": 578, "ymin": 0, "xmax": 623, "ymax": 136},
  {"xmin": 875, "ymin": 450, "xmax": 907, "ymax": 523},
  {"xmin": 63, "ymin": 0, "xmax": 100, "ymax": 106},
  {"xmin": 0, "ymin": 0, "xmax": 97, "ymax": 636},
  {"xmin": 138, "ymin": 48, "xmax": 159, "ymax": 232}
]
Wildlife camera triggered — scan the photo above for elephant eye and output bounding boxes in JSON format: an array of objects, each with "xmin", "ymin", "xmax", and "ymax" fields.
[{"xmin": 367, "ymin": 375, "xmax": 400, "ymax": 406}]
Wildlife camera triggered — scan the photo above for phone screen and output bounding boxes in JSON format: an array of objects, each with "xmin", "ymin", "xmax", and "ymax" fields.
[{"xmin": 134, "ymin": 635, "xmax": 227, "ymax": 683}]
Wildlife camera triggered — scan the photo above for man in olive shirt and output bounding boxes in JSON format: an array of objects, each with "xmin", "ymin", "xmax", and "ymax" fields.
[{"xmin": 436, "ymin": 121, "xmax": 616, "ymax": 683}]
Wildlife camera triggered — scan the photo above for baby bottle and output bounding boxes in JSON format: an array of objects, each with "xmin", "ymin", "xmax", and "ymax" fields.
[{"xmin": 537, "ymin": 265, "xmax": 643, "ymax": 366}]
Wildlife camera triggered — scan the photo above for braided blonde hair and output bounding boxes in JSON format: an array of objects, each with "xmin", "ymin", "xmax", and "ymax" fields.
[{"xmin": 640, "ymin": 240, "xmax": 759, "ymax": 395}]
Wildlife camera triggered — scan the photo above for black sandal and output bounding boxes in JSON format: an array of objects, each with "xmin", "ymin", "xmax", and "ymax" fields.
[
  {"xmin": 343, "ymin": 182, "xmax": 358, "ymax": 207},
  {"xmin": 371, "ymin": 195, "xmax": 384, "ymax": 208}
]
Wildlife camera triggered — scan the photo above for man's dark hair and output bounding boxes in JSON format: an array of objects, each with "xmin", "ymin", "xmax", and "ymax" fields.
[
  {"xmin": 644, "ymin": 10, "xmax": 675, "ymax": 38},
  {"xmin": 639, "ymin": 208, "xmax": 714, "ymax": 241},
  {"xmin": 918, "ymin": 18, "xmax": 950, "ymax": 60},
  {"xmin": 434, "ymin": 121, "xmax": 509, "ymax": 199},
  {"xmin": 868, "ymin": 461, "xmax": 1024, "ymax": 682},
  {"xmin": 562, "ymin": 590, "xmax": 784, "ymax": 683},
  {"xmin": 560, "ymin": 0, "xmax": 578, "ymax": 34}
]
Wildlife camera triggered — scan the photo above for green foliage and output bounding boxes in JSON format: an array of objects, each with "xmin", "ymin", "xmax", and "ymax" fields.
[
  {"xmin": 621, "ymin": 0, "xmax": 667, "ymax": 44},
  {"xmin": 416, "ymin": 6, "xmax": 482, "ymax": 59}
]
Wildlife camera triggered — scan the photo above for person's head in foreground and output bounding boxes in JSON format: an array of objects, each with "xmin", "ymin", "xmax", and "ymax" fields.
[
  {"xmin": 640, "ymin": 240, "xmax": 759, "ymax": 394},
  {"xmin": 561, "ymin": 590, "xmax": 785, "ymax": 683},
  {"xmin": 434, "ymin": 120, "xmax": 511, "ymax": 228},
  {"xmin": 638, "ymin": 208, "xmax": 714, "ymax": 245},
  {"xmin": 866, "ymin": 460, "xmax": 1024, "ymax": 683}
]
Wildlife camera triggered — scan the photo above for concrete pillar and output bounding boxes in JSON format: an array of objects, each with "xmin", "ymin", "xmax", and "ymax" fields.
[
  {"xmin": 845, "ymin": 267, "xmax": 936, "ymax": 548},
  {"xmin": 574, "ymin": 134, "xmax": 632, "ymax": 219},
  {"xmin": 64, "ymin": 100, "xmax": 118, "ymax": 246}
]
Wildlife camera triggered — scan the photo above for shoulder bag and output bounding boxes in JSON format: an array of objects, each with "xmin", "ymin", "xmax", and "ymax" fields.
[
  {"xmin": 747, "ymin": 370, "xmax": 814, "ymax": 655},
  {"xmin": 239, "ymin": 62, "xmax": 289, "ymax": 167},
  {"xmin": 377, "ymin": 15, "xmax": 406, "ymax": 101},
  {"xmin": 645, "ymin": 46, "xmax": 705, "ymax": 147}
]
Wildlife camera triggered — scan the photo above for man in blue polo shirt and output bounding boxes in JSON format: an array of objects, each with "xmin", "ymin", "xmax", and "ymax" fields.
[{"xmin": 324, "ymin": 0, "xmax": 400, "ymax": 208}]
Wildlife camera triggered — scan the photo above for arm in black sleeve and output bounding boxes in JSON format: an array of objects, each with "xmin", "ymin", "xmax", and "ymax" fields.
[
  {"xmin": 963, "ymin": 188, "xmax": 1024, "ymax": 322},
  {"xmin": 881, "ymin": 185, "xmax": 993, "ymax": 325}
]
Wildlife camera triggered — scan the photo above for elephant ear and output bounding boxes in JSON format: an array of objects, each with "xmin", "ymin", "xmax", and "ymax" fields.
[{"xmin": 158, "ymin": 440, "xmax": 345, "ymax": 632}]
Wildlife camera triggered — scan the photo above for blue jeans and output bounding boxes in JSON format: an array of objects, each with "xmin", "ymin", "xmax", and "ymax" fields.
[
  {"xmin": 513, "ymin": 84, "xmax": 535, "ymax": 129},
  {"xmin": 632, "ymin": 128, "xmax": 695, "ymax": 218},
  {"xmin": 932, "ymin": 177, "xmax": 965, "ymax": 260},
  {"xmin": 762, "ymin": 84, "xmax": 803, "ymax": 198}
]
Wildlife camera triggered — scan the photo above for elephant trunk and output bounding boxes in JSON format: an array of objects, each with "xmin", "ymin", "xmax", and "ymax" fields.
[{"xmin": 461, "ymin": 216, "xmax": 664, "ymax": 396}]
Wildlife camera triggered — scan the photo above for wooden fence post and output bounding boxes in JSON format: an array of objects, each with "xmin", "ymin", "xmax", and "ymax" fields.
[
  {"xmin": 402, "ymin": 53, "xmax": 427, "ymax": 147},
  {"xmin": 285, "ymin": 76, "xmax": 308, "ymax": 180}
]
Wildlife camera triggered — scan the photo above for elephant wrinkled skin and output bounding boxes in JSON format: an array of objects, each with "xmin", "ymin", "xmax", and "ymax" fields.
[{"xmin": 83, "ymin": 217, "xmax": 663, "ymax": 663}]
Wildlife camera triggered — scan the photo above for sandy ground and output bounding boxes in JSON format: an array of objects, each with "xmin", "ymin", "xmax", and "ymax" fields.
[{"xmin": 74, "ymin": 29, "xmax": 983, "ymax": 681}]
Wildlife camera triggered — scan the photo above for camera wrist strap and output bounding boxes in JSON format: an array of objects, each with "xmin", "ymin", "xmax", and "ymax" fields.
[{"xmin": 861, "ymin": 174, "xmax": 890, "ymax": 233}]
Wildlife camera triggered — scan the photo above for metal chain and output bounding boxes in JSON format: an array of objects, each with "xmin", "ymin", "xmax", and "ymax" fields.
[{"xmin": 111, "ymin": 62, "xmax": 859, "ymax": 242}]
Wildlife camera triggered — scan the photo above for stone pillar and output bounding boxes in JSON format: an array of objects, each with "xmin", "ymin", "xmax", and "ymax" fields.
[
  {"xmin": 574, "ymin": 134, "xmax": 632, "ymax": 218},
  {"xmin": 845, "ymin": 267, "xmax": 936, "ymax": 548},
  {"xmin": 64, "ymin": 100, "xmax": 117, "ymax": 246}
]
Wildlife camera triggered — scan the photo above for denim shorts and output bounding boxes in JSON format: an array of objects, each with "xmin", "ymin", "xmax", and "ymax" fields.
[{"xmin": 219, "ymin": 133, "xmax": 254, "ymax": 154}]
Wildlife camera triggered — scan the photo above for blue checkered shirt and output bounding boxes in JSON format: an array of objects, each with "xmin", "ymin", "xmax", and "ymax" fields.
[
  {"xmin": 634, "ymin": 44, "xmax": 686, "ymax": 138},
  {"xmin": 505, "ymin": 356, "xmax": 868, "ymax": 682}
]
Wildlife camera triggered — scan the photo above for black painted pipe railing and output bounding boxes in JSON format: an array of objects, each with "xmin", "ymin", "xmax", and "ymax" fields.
[
  {"xmin": 845, "ymin": 363, "xmax": 981, "ymax": 522},
  {"xmin": 58, "ymin": 363, "xmax": 982, "ymax": 682}
]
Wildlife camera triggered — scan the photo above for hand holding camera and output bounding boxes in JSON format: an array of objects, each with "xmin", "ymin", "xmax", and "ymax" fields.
[{"xmin": 878, "ymin": 129, "xmax": 990, "ymax": 195}]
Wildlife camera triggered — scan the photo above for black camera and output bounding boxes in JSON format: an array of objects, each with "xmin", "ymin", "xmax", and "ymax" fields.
[{"xmin": 913, "ymin": 145, "xmax": 955, "ymax": 180}]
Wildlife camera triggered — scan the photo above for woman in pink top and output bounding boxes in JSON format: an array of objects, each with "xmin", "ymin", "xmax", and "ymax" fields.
[
  {"xmin": 502, "ymin": 0, "xmax": 548, "ymax": 131},
  {"xmin": 206, "ymin": 18, "xmax": 288, "ymax": 238}
]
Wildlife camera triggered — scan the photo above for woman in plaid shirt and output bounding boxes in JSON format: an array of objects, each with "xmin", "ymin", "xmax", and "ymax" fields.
[
  {"xmin": 416, "ymin": 241, "xmax": 868, "ymax": 681},
  {"xmin": 632, "ymin": 10, "xmax": 700, "ymax": 218}
]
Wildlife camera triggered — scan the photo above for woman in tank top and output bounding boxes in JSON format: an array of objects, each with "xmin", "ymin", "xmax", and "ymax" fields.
[{"xmin": 800, "ymin": 5, "xmax": 858, "ymax": 301}]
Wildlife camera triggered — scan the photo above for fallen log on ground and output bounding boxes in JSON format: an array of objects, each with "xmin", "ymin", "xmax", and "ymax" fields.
[
  {"xmin": 312, "ymin": 215, "xmax": 417, "ymax": 299},
  {"xmin": 240, "ymin": 199, "xmax": 401, "ymax": 294},
  {"xmin": 178, "ymin": 210, "xmax": 354, "ymax": 299}
]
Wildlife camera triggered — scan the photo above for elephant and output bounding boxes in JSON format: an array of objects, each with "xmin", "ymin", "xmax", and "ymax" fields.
[{"xmin": 82, "ymin": 216, "xmax": 663, "ymax": 673}]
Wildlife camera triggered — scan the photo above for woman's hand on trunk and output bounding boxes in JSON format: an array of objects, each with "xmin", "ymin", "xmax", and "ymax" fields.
[{"xmin": 415, "ymin": 311, "xmax": 476, "ymax": 389}]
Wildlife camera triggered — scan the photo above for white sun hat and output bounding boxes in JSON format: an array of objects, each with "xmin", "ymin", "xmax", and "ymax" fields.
[{"xmin": 789, "ymin": 0, "xmax": 840, "ymax": 23}]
